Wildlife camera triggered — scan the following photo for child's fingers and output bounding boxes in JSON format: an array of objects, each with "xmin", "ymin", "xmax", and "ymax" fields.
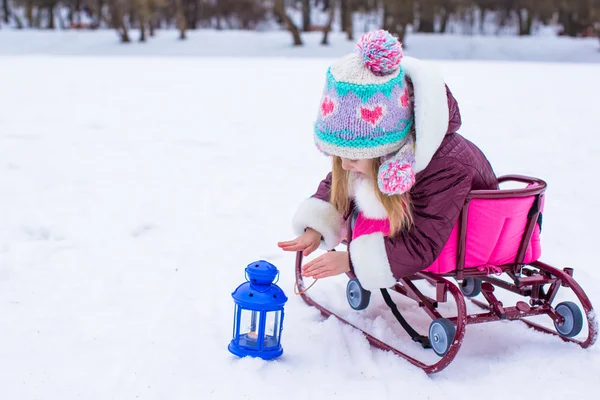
[
  {"xmin": 278, "ymin": 240, "xmax": 306, "ymax": 252},
  {"xmin": 302, "ymin": 257, "xmax": 324, "ymax": 273},
  {"xmin": 303, "ymin": 242, "xmax": 319, "ymax": 256},
  {"xmin": 279, "ymin": 244, "xmax": 302, "ymax": 251},
  {"xmin": 277, "ymin": 239, "xmax": 299, "ymax": 248},
  {"xmin": 304, "ymin": 264, "xmax": 330, "ymax": 278},
  {"xmin": 312, "ymin": 270, "xmax": 334, "ymax": 279}
]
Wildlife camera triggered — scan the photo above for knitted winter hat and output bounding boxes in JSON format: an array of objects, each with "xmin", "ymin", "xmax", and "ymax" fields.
[{"xmin": 314, "ymin": 30, "xmax": 416, "ymax": 196}]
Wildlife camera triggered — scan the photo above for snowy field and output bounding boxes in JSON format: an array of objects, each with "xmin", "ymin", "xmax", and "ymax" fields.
[
  {"xmin": 1, "ymin": 33, "xmax": 600, "ymax": 399},
  {"xmin": 0, "ymin": 29, "xmax": 599, "ymax": 62}
]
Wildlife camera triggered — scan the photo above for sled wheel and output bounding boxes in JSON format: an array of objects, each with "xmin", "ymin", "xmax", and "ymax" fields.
[
  {"xmin": 346, "ymin": 278, "xmax": 371, "ymax": 310},
  {"xmin": 429, "ymin": 318, "xmax": 456, "ymax": 357},
  {"xmin": 460, "ymin": 277, "xmax": 482, "ymax": 298},
  {"xmin": 553, "ymin": 301, "xmax": 584, "ymax": 338}
]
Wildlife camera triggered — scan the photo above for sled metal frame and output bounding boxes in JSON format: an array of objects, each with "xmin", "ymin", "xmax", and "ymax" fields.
[{"xmin": 294, "ymin": 175, "xmax": 598, "ymax": 374}]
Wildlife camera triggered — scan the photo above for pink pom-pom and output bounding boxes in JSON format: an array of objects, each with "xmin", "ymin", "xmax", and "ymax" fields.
[
  {"xmin": 356, "ymin": 30, "xmax": 403, "ymax": 76},
  {"xmin": 378, "ymin": 161, "xmax": 415, "ymax": 195}
]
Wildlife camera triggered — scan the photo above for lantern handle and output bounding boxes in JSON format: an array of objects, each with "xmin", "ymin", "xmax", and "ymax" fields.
[
  {"xmin": 245, "ymin": 269, "xmax": 278, "ymax": 293},
  {"xmin": 294, "ymin": 278, "xmax": 318, "ymax": 295},
  {"xmin": 245, "ymin": 271, "xmax": 281, "ymax": 285}
]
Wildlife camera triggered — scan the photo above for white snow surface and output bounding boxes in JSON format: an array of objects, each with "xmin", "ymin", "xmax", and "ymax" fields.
[
  {"xmin": 0, "ymin": 30, "xmax": 599, "ymax": 62},
  {"xmin": 1, "ymin": 35, "xmax": 600, "ymax": 399}
]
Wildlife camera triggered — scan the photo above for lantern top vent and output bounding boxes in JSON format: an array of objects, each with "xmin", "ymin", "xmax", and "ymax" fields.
[
  {"xmin": 231, "ymin": 260, "xmax": 288, "ymax": 310},
  {"xmin": 246, "ymin": 260, "xmax": 278, "ymax": 286}
]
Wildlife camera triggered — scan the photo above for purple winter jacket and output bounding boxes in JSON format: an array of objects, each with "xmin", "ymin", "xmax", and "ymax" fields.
[{"xmin": 291, "ymin": 65, "xmax": 498, "ymax": 290}]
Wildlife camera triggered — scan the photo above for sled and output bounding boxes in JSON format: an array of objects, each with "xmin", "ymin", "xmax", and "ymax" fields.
[{"xmin": 294, "ymin": 175, "xmax": 598, "ymax": 374}]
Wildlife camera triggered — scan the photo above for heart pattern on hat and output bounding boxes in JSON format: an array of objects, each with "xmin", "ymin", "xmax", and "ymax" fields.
[
  {"xmin": 321, "ymin": 97, "xmax": 336, "ymax": 117},
  {"xmin": 358, "ymin": 104, "xmax": 386, "ymax": 127},
  {"xmin": 400, "ymin": 89, "xmax": 409, "ymax": 108}
]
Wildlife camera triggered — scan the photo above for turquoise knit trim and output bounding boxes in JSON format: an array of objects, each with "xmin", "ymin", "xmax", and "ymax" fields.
[
  {"xmin": 326, "ymin": 67, "xmax": 405, "ymax": 102},
  {"xmin": 315, "ymin": 118, "xmax": 413, "ymax": 149}
]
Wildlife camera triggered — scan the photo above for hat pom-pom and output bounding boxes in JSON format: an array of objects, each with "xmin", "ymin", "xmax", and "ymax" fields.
[
  {"xmin": 357, "ymin": 30, "xmax": 403, "ymax": 76},
  {"xmin": 378, "ymin": 160, "xmax": 415, "ymax": 195}
]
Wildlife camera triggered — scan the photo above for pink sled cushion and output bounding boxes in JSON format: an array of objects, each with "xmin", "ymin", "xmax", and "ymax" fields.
[{"xmin": 425, "ymin": 194, "xmax": 544, "ymax": 274}]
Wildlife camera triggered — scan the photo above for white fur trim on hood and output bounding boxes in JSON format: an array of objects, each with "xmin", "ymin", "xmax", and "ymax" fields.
[
  {"xmin": 292, "ymin": 197, "xmax": 347, "ymax": 250},
  {"xmin": 350, "ymin": 175, "xmax": 387, "ymax": 219},
  {"xmin": 402, "ymin": 57, "xmax": 450, "ymax": 173},
  {"xmin": 350, "ymin": 232, "xmax": 396, "ymax": 291}
]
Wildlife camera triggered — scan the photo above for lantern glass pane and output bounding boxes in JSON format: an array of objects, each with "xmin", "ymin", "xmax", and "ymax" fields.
[
  {"xmin": 238, "ymin": 309, "xmax": 262, "ymax": 348},
  {"xmin": 232, "ymin": 304, "xmax": 239, "ymax": 339},
  {"xmin": 264, "ymin": 310, "xmax": 282, "ymax": 348}
]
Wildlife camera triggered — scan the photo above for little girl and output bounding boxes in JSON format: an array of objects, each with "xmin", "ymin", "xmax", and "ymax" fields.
[{"xmin": 278, "ymin": 30, "xmax": 497, "ymax": 291}]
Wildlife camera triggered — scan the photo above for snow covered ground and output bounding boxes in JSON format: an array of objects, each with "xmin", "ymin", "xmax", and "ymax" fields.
[
  {"xmin": 1, "ymin": 33, "xmax": 600, "ymax": 399},
  {"xmin": 0, "ymin": 29, "xmax": 599, "ymax": 62}
]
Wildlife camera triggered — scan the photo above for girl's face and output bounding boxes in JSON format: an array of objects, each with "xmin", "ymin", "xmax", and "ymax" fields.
[{"xmin": 340, "ymin": 158, "xmax": 373, "ymax": 176}]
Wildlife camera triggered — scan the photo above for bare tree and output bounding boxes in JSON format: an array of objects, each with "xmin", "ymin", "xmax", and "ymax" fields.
[
  {"xmin": 109, "ymin": 0, "xmax": 131, "ymax": 42},
  {"xmin": 340, "ymin": 0, "xmax": 354, "ymax": 40},
  {"xmin": 2, "ymin": 0, "xmax": 10, "ymax": 24},
  {"xmin": 382, "ymin": 0, "xmax": 414, "ymax": 44},
  {"xmin": 439, "ymin": 0, "xmax": 467, "ymax": 33},
  {"xmin": 3, "ymin": 0, "xmax": 598, "ymax": 42},
  {"xmin": 136, "ymin": 0, "xmax": 149, "ymax": 41},
  {"xmin": 147, "ymin": 0, "xmax": 164, "ymax": 36},
  {"xmin": 302, "ymin": 0, "xmax": 311, "ymax": 31},
  {"xmin": 321, "ymin": 0, "xmax": 336, "ymax": 44},
  {"xmin": 417, "ymin": 0, "xmax": 435, "ymax": 32},
  {"xmin": 557, "ymin": 0, "xmax": 600, "ymax": 37},
  {"xmin": 274, "ymin": 0, "xmax": 303, "ymax": 46},
  {"xmin": 175, "ymin": 0, "xmax": 187, "ymax": 39}
]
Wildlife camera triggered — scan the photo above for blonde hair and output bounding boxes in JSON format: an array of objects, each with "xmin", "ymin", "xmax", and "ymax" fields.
[{"xmin": 330, "ymin": 157, "xmax": 413, "ymax": 236}]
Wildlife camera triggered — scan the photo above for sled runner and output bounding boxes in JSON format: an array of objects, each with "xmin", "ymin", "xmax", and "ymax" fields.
[{"xmin": 294, "ymin": 175, "xmax": 598, "ymax": 374}]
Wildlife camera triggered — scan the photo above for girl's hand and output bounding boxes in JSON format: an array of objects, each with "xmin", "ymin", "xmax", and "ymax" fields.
[
  {"xmin": 277, "ymin": 228, "xmax": 322, "ymax": 256},
  {"xmin": 302, "ymin": 251, "xmax": 350, "ymax": 279}
]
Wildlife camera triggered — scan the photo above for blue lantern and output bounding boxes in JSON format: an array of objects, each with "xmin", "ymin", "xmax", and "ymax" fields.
[{"xmin": 229, "ymin": 260, "xmax": 288, "ymax": 360}]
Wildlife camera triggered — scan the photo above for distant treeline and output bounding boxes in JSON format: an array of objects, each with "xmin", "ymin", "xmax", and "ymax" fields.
[{"xmin": 1, "ymin": 1, "xmax": 599, "ymax": 44}]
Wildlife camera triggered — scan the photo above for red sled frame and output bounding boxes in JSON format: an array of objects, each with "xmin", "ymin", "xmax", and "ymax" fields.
[{"xmin": 294, "ymin": 175, "xmax": 598, "ymax": 374}]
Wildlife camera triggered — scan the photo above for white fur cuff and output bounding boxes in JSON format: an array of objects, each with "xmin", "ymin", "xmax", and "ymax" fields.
[
  {"xmin": 292, "ymin": 197, "xmax": 347, "ymax": 250},
  {"xmin": 349, "ymin": 233, "xmax": 397, "ymax": 291}
]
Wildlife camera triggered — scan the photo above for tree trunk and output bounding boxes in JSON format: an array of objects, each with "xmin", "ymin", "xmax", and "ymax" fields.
[
  {"xmin": 14, "ymin": 12, "xmax": 23, "ymax": 28},
  {"xmin": 3, "ymin": 0, "xmax": 10, "ymax": 24},
  {"xmin": 559, "ymin": 10, "xmax": 578, "ymax": 37},
  {"xmin": 274, "ymin": 0, "xmax": 303, "ymax": 46},
  {"xmin": 340, "ymin": 0, "xmax": 353, "ymax": 40},
  {"xmin": 149, "ymin": 11, "xmax": 156, "ymax": 36},
  {"xmin": 26, "ymin": 0, "xmax": 33, "ymax": 27},
  {"xmin": 137, "ymin": 0, "xmax": 150, "ymax": 41},
  {"xmin": 440, "ymin": 11, "xmax": 449, "ymax": 33},
  {"xmin": 346, "ymin": 10, "xmax": 353, "ymax": 40},
  {"xmin": 139, "ymin": 11, "xmax": 146, "ymax": 41},
  {"xmin": 382, "ymin": 0, "xmax": 411, "ymax": 45},
  {"xmin": 94, "ymin": 0, "xmax": 104, "ymax": 28},
  {"xmin": 524, "ymin": 12, "xmax": 534, "ymax": 35},
  {"xmin": 48, "ymin": 4, "xmax": 56, "ymax": 29},
  {"xmin": 109, "ymin": 0, "xmax": 130, "ymax": 42},
  {"xmin": 69, "ymin": 0, "xmax": 81, "ymax": 26},
  {"xmin": 186, "ymin": 0, "xmax": 197, "ymax": 30},
  {"xmin": 517, "ymin": 8, "xmax": 526, "ymax": 36},
  {"xmin": 321, "ymin": 0, "xmax": 336, "ymax": 45},
  {"xmin": 175, "ymin": 0, "xmax": 187, "ymax": 40},
  {"xmin": 34, "ymin": 8, "xmax": 41, "ymax": 28},
  {"xmin": 302, "ymin": 0, "xmax": 310, "ymax": 31},
  {"xmin": 340, "ymin": 0, "xmax": 348, "ymax": 33},
  {"xmin": 418, "ymin": 1, "xmax": 435, "ymax": 33},
  {"xmin": 148, "ymin": 0, "xmax": 156, "ymax": 36}
]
